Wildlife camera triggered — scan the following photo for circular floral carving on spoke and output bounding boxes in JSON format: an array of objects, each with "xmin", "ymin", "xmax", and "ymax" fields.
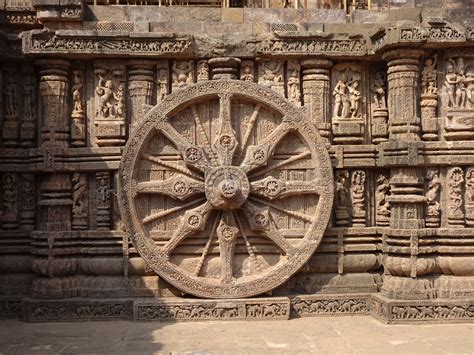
[{"xmin": 119, "ymin": 80, "xmax": 334, "ymax": 299}]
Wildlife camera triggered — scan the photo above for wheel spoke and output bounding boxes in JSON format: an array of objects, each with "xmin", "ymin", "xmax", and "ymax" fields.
[
  {"xmin": 193, "ymin": 211, "xmax": 221, "ymax": 277},
  {"xmin": 249, "ymin": 151, "xmax": 311, "ymax": 179},
  {"xmin": 213, "ymin": 94, "xmax": 239, "ymax": 165},
  {"xmin": 238, "ymin": 103, "xmax": 261, "ymax": 161},
  {"xmin": 216, "ymin": 210, "xmax": 239, "ymax": 284},
  {"xmin": 142, "ymin": 153, "xmax": 202, "ymax": 180},
  {"xmin": 161, "ymin": 201, "xmax": 213, "ymax": 258},
  {"xmin": 242, "ymin": 201, "xmax": 295, "ymax": 257},
  {"xmin": 251, "ymin": 176, "xmax": 322, "ymax": 200},
  {"xmin": 191, "ymin": 105, "xmax": 219, "ymax": 166},
  {"xmin": 157, "ymin": 119, "xmax": 212, "ymax": 173},
  {"xmin": 132, "ymin": 175, "xmax": 204, "ymax": 201},
  {"xmin": 249, "ymin": 196, "xmax": 315, "ymax": 224},
  {"xmin": 142, "ymin": 197, "xmax": 205, "ymax": 225},
  {"xmin": 235, "ymin": 212, "xmax": 263, "ymax": 272},
  {"xmin": 240, "ymin": 120, "xmax": 293, "ymax": 173}
]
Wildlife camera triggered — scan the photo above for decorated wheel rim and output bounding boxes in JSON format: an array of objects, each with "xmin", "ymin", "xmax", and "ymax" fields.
[{"xmin": 119, "ymin": 80, "xmax": 334, "ymax": 298}]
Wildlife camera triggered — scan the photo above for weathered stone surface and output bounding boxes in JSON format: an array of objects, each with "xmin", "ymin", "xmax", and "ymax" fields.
[{"xmin": 1, "ymin": 1, "xmax": 474, "ymax": 325}]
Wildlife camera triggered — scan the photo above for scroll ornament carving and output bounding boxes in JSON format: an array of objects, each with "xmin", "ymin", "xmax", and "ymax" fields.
[
  {"xmin": 376, "ymin": 174, "xmax": 390, "ymax": 227},
  {"xmin": 465, "ymin": 168, "xmax": 474, "ymax": 227},
  {"xmin": 425, "ymin": 169, "xmax": 441, "ymax": 228},
  {"xmin": 447, "ymin": 167, "xmax": 464, "ymax": 227},
  {"xmin": 118, "ymin": 80, "xmax": 333, "ymax": 298}
]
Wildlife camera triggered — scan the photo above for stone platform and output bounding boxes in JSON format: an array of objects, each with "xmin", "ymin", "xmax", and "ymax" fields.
[{"xmin": 1, "ymin": 294, "xmax": 473, "ymax": 324}]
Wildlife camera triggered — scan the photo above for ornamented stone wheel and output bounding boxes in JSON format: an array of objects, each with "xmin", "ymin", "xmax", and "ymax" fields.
[{"xmin": 119, "ymin": 80, "xmax": 334, "ymax": 298}]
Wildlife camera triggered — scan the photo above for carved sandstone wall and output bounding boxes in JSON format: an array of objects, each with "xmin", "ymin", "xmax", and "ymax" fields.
[{"xmin": 0, "ymin": 2, "xmax": 474, "ymax": 323}]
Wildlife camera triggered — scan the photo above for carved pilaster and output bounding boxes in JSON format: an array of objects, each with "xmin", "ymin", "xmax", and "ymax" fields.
[
  {"xmin": 71, "ymin": 66, "xmax": 86, "ymax": 147},
  {"xmin": 71, "ymin": 173, "xmax": 87, "ymax": 230},
  {"xmin": 20, "ymin": 64, "xmax": 37, "ymax": 148},
  {"xmin": 96, "ymin": 172, "xmax": 111, "ymax": 230},
  {"xmin": 128, "ymin": 60, "xmax": 154, "ymax": 131},
  {"xmin": 376, "ymin": 173, "xmax": 390, "ymax": 227},
  {"xmin": 447, "ymin": 167, "xmax": 465, "ymax": 227},
  {"xmin": 351, "ymin": 170, "xmax": 366, "ymax": 227},
  {"xmin": 383, "ymin": 49, "xmax": 423, "ymax": 141},
  {"xmin": 334, "ymin": 170, "xmax": 350, "ymax": 227},
  {"xmin": 37, "ymin": 59, "xmax": 71, "ymax": 148},
  {"xmin": 1, "ymin": 173, "xmax": 18, "ymax": 229},
  {"xmin": 465, "ymin": 167, "xmax": 474, "ymax": 227},
  {"xmin": 38, "ymin": 173, "xmax": 72, "ymax": 232},
  {"xmin": 425, "ymin": 169, "xmax": 441, "ymax": 228},
  {"xmin": 209, "ymin": 57, "xmax": 240, "ymax": 80},
  {"xmin": 287, "ymin": 60, "xmax": 301, "ymax": 106},
  {"xmin": 3, "ymin": 64, "xmax": 20, "ymax": 147},
  {"xmin": 301, "ymin": 58, "xmax": 332, "ymax": 140},
  {"xmin": 371, "ymin": 70, "xmax": 388, "ymax": 143},
  {"xmin": 20, "ymin": 174, "xmax": 36, "ymax": 231},
  {"xmin": 157, "ymin": 61, "xmax": 170, "ymax": 104},
  {"xmin": 420, "ymin": 55, "xmax": 439, "ymax": 141}
]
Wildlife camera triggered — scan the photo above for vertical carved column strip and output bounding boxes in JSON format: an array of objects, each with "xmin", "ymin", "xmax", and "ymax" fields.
[
  {"xmin": 71, "ymin": 65, "xmax": 86, "ymax": 147},
  {"xmin": 301, "ymin": 59, "xmax": 332, "ymax": 141},
  {"xmin": 37, "ymin": 59, "xmax": 71, "ymax": 147},
  {"xmin": 382, "ymin": 49, "xmax": 435, "ymax": 300},
  {"xmin": 96, "ymin": 171, "xmax": 111, "ymax": 230},
  {"xmin": 3, "ymin": 63, "xmax": 20, "ymax": 147},
  {"xmin": 383, "ymin": 49, "xmax": 423, "ymax": 141},
  {"xmin": 128, "ymin": 60, "xmax": 154, "ymax": 131},
  {"xmin": 20, "ymin": 174, "xmax": 36, "ymax": 231},
  {"xmin": 20, "ymin": 64, "xmax": 37, "ymax": 148}
]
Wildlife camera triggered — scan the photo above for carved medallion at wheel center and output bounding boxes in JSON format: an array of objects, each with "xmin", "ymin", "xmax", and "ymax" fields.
[{"xmin": 205, "ymin": 166, "xmax": 250, "ymax": 209}]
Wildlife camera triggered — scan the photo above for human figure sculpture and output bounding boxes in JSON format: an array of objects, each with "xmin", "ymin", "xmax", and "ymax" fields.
[
  {"xmin": 333, "ymin": 72, "xmax": 349, "ymax": 118},
  {"xmin": 96, "ymin": 75, "xmax": 114, "ymax": 118},
  {"xmin": 172, "ymin": 61, "xmax": 193, "ymax": 88},
  {"xmin": 425, "ymin": 170, "xmax": 441, "ymax": 217},
  {"xmin": 288, "ymin": 69, "xmax": 300, "ymax": 102},
  {"xmin": 445, "ymin": 59, "xmax": 459, "ymax": 108},
  {"xmin": 421, "ymin": 56, "xmax": 437, "ymax": 95},
  {"xmin": 348, "ymin": 78, "xmax": 361, "ymax": 118},
  {"xmin": 114, "ymin": 85, "xmax": 125, "ymax": 119},
  {"xmin": 241, "ymin": 65, "xmax": 254, "ymax": 81},
  {"xmin": 158, "ymin": 69, "xmax": 168, "ymax": 100},
  {"xmin": 371, "ymin": 72, "xmax": 386, "ymax": 109}
]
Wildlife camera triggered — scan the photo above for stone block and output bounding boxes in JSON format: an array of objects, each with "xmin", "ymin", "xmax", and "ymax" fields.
[
  {"xmin": 221, "ymin": 8, "xmax": 244, "ymax": 23},
  {"xmin": 134, "ymin": 297, "xmax": 290, "ymax": 321}
]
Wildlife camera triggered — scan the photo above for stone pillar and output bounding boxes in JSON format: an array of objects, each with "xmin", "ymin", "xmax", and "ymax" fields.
[
  {"xmin": 34, "ymin": 59, "xmax": 75, "ymax": 297},
  {"xmin": 383, "ymin": 49, "xmax": 422, "ymax": 141},
  {"xmin": 301, "ymin": 58, "xmax": 332, "ymax": 141},
  {"xmin": 381, "ymin": 49, "xmax": 436, "ymax": 300},
  {"xmin": 209, "ymin": 57, "xmax": 241, "ymax": 80},
  {"xmin": 37, "ymin": 59, "xmax": 71, "ymax": 148},
  {"xmin": 128, "ymin": 60, "xmax": 154, "ymax": 131}
]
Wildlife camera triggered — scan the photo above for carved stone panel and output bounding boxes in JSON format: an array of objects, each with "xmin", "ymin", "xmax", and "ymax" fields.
[{"xmin": 119, "ymin": 80, "xmax": 333, "ymax": 299}]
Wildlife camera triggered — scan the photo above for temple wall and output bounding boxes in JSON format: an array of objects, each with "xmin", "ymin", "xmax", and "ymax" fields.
[{"xmin": 0, "ymin": 1, "xmax": 474, "ymax": 322}]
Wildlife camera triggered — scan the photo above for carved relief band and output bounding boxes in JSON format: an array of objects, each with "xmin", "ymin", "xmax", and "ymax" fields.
[{"xmin": 119, "ymin": 80, "xmax": 334, "ymax": 298}]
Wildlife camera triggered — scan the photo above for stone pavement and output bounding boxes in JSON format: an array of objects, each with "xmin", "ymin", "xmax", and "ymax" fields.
[{"xmin": 0, "ymin": 316, "xmax": 473, "ymax": 355}]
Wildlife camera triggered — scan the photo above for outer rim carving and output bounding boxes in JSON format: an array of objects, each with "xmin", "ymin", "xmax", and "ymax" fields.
[{"xmin": 118, "ymin": 79, "xmax": 334, "ymax": 299}]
